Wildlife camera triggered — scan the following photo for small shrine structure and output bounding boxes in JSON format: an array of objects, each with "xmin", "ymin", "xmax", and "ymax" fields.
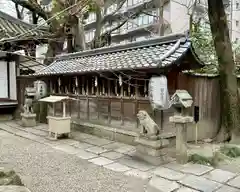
[{"xmin": 32, "ymin": 32, "xmax": 203, "ymax": 144}]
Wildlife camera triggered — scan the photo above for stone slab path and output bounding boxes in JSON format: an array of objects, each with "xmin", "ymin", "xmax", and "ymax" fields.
[{"xmin": 1, "ymin": 121, "xmax": 240, "ymax": 192}]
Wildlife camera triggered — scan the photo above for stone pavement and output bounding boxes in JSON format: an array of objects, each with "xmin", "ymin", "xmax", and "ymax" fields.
[{"xmin": 1, "ymin": 121, "xmax": 240, "ymax": 192}]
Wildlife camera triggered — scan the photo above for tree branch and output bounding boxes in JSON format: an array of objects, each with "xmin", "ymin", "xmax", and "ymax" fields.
[
  {"xmin": 90, "ymin": 9, "xmax": 142, "ymax": 48},
  {"xmin": 10, "ymin": 0, "xmax": 49, "ymax": 20},
  {"xmin": 15, "ymin": 3, "xmax": 23, "ymax": 20}
]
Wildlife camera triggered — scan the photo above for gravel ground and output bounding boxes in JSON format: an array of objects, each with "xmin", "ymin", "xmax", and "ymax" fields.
[{"xmin": 0, "ymin": 130, "xmax": 148, "ymax": 192}]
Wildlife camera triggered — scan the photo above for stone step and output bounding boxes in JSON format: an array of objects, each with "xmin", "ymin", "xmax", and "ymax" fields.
[
  {"xmin": 0, "ymin": 185, "xmax": 31, "ymax": 192},
  {"xmin": 5, "ymin": 123, "xmax": 47, "ymax": 138},
  {"xmin": 146, "ymin": 176, "xmax": 180, "ymax": 192}
]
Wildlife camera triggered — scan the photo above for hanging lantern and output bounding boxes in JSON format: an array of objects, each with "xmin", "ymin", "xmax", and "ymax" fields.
[
  {"xmin": 95, "ymin": 76, "xmax": 98, "ymax": 87},
  {"xmin": 58, "ymin": 77, "xmax": 61, "ymax": 86},
  {"xmin": 75, "ymin": 76, "xmax": 78, "ymax": 87},
  {"xmin": 128, "ymin": 77, "xmax": 131, "ymax": 95},
  {"xmin": 119, "ymin": 75, "xmax": 122, "ymax": 86},
  {"xmin": 148, "ymin": 76, "xmax": 170, "ymax": 110}
]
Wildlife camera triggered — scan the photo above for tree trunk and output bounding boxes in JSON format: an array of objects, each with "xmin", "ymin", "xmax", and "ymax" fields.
[
  {"xmin": 208, "ymin": 0, "xmax": 240, "ymax": 143},
  {"xmin": 44, "ymin": 38, "xmax": 64, "ymax": 64},
  {"xmin": 74, "ymin": 16, "xmax": 86, "ymax": 51},
  {"xmin": 158, "ymin": 0, "xmax": 164, "ymax": 36},
  {"xmin": 92, "ymin": 7, "xmax": 103, "ymax": 48}
]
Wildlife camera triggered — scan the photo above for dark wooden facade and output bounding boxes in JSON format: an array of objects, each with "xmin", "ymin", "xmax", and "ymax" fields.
[
  {"xmin": 18, "ymin": 67, "xmax": 200, "ymax": 137},
  {"xmin": 17, "ymin": 72, "xmax": 223, "ymax": 141}
]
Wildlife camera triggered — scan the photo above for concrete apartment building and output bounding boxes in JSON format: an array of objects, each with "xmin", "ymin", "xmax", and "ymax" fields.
[
  {"xmin": 83, "ymin": 0, "xmax": 240, "ymax": 44},
  {"xmin": 0, "ymin": 0, "xmax": 239, "ymax": 47}
]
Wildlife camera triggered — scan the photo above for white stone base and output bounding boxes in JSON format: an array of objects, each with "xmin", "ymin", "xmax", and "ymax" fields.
[
  {"xmin": 134, "ymin": 136, "xmax": 171, "ymax": 166},
  {"xmin": 21, "ymin": 113, "xmax": 36, "ymax": 127},
  {"xmin": 47, "ymin": 116, "xmax": 71, "ymax": 140}
]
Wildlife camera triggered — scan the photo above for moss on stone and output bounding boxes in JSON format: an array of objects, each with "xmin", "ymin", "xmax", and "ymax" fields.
[
  {"xmin": 0, "ymin": 169, "xmax": 23, "ymax": 186},
  {"xmin": 188, "ymin": 154, "xmax": 214, "ymax": 166},
  {"xmin": 220, "ymin": 145, "xmax": 240, "ymax": 158}
]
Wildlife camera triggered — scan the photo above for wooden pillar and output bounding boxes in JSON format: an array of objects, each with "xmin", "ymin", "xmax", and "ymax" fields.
[
  {"xmin": 53, "ymin": 103, "xmax": 56, "ymax": 116},
  {"xmin": 96, "ymin": 76, "xmax": 100, "ymax": 120},
  {"xmin": 82, "ymin": 76, "xmax": 85, "ymax": 95},
  {"xmin": 121, "ymin": 98, "xmax": 124, "ymax": 126},
  {"xmin": 87, "ymin": 96, "xmax": 89, "ymax": 120},
  {"xmin": 58, "ymin": 77, "xmax": 61, "ymax": 94},
  {"xmin": 135, "ymin": 80, "xmax": 139, "ymax": 128},
  {"xmin": 107, "ymin": 79, "xmax": 111, "ymax": 124}
]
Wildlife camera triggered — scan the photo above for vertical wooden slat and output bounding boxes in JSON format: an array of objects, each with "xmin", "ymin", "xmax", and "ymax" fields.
[
  {"xmin": 121, "ymin": 98, "xmax": 124, "ymax": 125},
  {"xmin": 86, "ymin": 77, "xmax": 89, "ymax": 95},
  {"xmin": 107, "ymin": 79, "xmax": 111, "ymax": 124},
  {"xmin": 135, "ymin": 100, "xmax": 138, "ymax": 128},
  {"xmin": 108, "ymin": 79, "xmax": 110, "ymax": 96},
  {"xmin": 82, "ymin": 76, "xmax": 84, "ymax": 95},
  {"xmin": 87, "ymin": 96, "xmax": 89, "ymax": 120},
  {"xmin": 77, "ymin": 95, "xmax": 80, "ymax": 118},
  {"xmin": 96, "ymin": 78, "xmax": 100, "ymax": 120},
  {"xmin": 135, "ymin": 80, "xmax": 139, "ymax": 98},
  {"xmin": 108, "ymin": 98, "xmax": 111, "ymax": 124}
]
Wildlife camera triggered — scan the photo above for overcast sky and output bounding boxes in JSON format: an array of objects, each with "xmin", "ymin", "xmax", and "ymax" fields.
[{"xmin": 0, "ymin": 0, "xmax": 30, "ymax": 22}]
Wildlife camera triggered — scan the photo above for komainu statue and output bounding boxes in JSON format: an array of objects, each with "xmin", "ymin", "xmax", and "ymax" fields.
[
  {"xmin": 23, "ymin": 97, "xmax": 34, "ymax": 114},
  {"xmin": 137, "ymin": 110, "xmax": 160, "ymax": 139},
  {"xmin": 23, "ymin": 87, "xmax": 36, "ymax": 114}
]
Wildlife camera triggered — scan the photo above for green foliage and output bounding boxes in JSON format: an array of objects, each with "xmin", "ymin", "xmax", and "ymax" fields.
[
  {"xmin": 192, "ymin": 22, "xmax": 217, "ymax": 65},
  {"xmin": 191, "ymin": 21, "xmax": 240, "ymax": 74},
  {"xmin": 220, "ymin": 145, "xmax": 240, "ymax": 158},
  {"xmin": 188, "ymin": 153, "xmax": 214, "ymax": 166}
]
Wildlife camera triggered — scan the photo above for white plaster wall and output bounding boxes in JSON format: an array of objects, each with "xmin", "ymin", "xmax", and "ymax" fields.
[
  {"xmin": 36, "ymin": 44, "xmax": 48, "ymax": 64},
  {"xmin": 0, "ymin": 61, "xmax": 8, "ymax": 98},
  {"xmin": 9, "ymin": 61, "xmax": 17, "ymax": 100},
  {"xmin": 0, "ymin": 0, "xmax": 30, "ymax": 23}
]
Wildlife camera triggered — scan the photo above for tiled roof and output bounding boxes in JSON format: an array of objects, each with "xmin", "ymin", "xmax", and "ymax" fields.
[
  {"xmin": 20, "ymin": 59, "xmax": 46, "ymax": 73},
  {"xmin": 34, "ymin": 33, "xmax": 194, "ymax": 76},
  {"xmin": 0, "ymin": 11, "xmax": 49, "ymax": 41}
]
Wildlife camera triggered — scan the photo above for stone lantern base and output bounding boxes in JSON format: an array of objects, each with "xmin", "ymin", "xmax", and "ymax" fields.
[
  {"xmin": 169, "ymin": 115, "xmax": 193, "ymax": 164},
  {"xmin": 21, "ymin": 113, "xmax": 36, "ymax": 127}
]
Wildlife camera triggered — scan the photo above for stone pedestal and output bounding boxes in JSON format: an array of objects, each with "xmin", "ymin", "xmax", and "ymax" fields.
[
  {"xmin": 21, "ymin": 113, "xmax": 36, "ymax": 127},
  {"xmin": 169, "ymin": 115, "xmax": 193, "ymax": 164},
  {"xmin": 135, "ymin": 136, "xmax": 171, "ymax": 165}
]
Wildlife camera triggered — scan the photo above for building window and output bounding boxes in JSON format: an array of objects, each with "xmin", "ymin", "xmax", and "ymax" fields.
[
  {"xmin": 127, "ymin": 0, "xmax": 133, "ymax": 6},
  {"xmin": 133, "ymin": 0, "xmax": 138, "ymax": 5},
  {"xmin": 143, "ymin": 15, "xmax": 149, "ymax": 25},
  {"xmin": 138, "ymin": 15, "xmax": 143, "ymax": 25},
  {"xmin": 85, "ymin": 30, "xmax": 95, "ymax": 42},
  {"xmin": 237, "ymin": 2, "xmax": 239, "ymax": 9},
  {"xmin": 236, "ymin": 20, "xmax": 239, "ymax": 27}
]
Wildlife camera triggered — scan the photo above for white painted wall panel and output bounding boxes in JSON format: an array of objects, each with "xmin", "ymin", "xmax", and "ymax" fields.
[
  {"xmin": 0, "ymin": 61, "xmax": 8, "ymax": 98},
  {"xmin": 9, "ymin": 61, "xmax": 17, "ymax": 100}
]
